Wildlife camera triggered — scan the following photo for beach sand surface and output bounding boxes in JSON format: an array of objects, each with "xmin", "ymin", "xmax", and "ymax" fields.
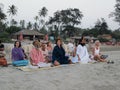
[{"xmin": 0, "ymin": 50, "xmax": 120, "ymax": 90}]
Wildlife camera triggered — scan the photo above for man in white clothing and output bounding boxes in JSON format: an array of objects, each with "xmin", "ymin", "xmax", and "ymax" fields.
[{"xmin": 76, "ymin": 36, "xmax": 91, "ymax": 63}]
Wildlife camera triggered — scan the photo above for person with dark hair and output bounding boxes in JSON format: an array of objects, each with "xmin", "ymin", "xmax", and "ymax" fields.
[
  {"xmin": 0, "ymin": 40, "xmax": 7, "ymax": 66},
  {"xmin": 11, "ymin": 41, "xmax": 28, "ymax": 66},
  {"xmin": 47, "ymin": 41, "xmax": 53, "ymax": 61},
  {"xmin": 76, "ymin": 36, "xmax": 91, "ymax": 63},
  {"xmin": 52, "ymin": 38, "xmax": 72, "ymax": 66}
]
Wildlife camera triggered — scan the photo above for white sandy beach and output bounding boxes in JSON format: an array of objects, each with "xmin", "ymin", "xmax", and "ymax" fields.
[{"xmin": 0, "ymin": 45, "xmax": 120, "ymax": 90}]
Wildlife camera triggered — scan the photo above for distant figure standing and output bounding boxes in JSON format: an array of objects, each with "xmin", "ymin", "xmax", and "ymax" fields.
[{"xmin": 0, "ymin": 40, "xmax": 7, "ymax": 66}]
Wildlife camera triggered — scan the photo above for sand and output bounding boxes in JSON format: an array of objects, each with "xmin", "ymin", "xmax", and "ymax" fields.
[{"xmin": 0, "ymin": 45, "xmax": 120, "ymax": 90}]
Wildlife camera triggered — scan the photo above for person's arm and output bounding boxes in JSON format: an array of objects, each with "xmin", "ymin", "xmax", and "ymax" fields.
[
  {"xmin": 72, "ymin": 47, "xmax": 76, "ymax": 57},
  {"xmin": 11, "ymin": 48, "xmax": 16, "ymax": 61},
  {"xmin": 52, "ymin": 46, "xmax": 58, "ymax": 62},
  {"xmin": 99, "ymin": 47, "xmax": 101, "ymax": 55},
  {"xmin": 22, "ymin": 48, "xmax": 28, "ymax": 59},
  {"xmin": 92, "ymin": 47, "xmax": 95, "ymax": 56},
  {"xmin": 76, "ymin": 45, "xmax": 80, "ymax": 61},
  {"xmin": 29, "ymin": 49, "xmax": 37, "ymax": 65},
  {"xmin": 77, "ymin": 54, "xmax": 80, "ymax": 61}
]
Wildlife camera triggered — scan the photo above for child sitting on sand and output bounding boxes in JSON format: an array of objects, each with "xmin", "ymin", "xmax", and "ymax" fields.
[{"xmin": 0, "ymin": 40, "xmax": 7, "ymax": 67}]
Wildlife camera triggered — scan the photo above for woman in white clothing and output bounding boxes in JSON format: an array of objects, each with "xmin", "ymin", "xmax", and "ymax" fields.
[
  {"xmin": 76, "ymin": 36, "xmax": 91, "ymax": 63},
  {"xmin": 92, "ymin": 40, "xmax": 106, "ymax": 62},
  {"xmin": 71, "ymin": 44, "xmax": 78, "ymax": 63}
]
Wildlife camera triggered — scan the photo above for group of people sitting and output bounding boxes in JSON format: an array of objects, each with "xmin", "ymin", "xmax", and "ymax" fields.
[{"xmin": 0, "ymin": 36, "xmax": 108, "ymax": 67}]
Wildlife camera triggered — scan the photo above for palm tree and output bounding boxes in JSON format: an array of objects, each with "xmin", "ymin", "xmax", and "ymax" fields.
[
  {"xmin": 11, "ymin": 19, "xmax": 17, "ymax": 26},
  {"xmin": 39, "ymin": 7, "xmax": 48, "ymax": 17},
  {"xmin": 27, "ymin": 21, "xmax": 32, "ymax": 30},
  {"xmin": 34, "ymin": 16, "xmax": 39, "ymax": 22},
  {"xmin": 7, "ymin": 5, "xmax": 17, "ymax": 26},
  {"xmin": 20, "ymin": 20, "xmax": 25, "ymax": 29},
  {"xmin": 34, "ymin": 16, "xmax": 39, "ymax": 30},
  {"xmin": 0, "ymin": 5, "xmax": 6, "ymax": 32},
  {"xmin": 0, "ymin": 8, "xmax": 6, "ymax": 22},
  {"xmin": 7, "ymin": 5, "xmax": 17, "ymax": 16},
  {"xmin": 38, "ymin": 7, "xmax": 48, "ymax": 32}
]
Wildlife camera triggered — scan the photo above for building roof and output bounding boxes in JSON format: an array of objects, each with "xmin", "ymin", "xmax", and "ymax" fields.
[{"xmin": 14, "ymin": 29, "xmax": 44, "ymax": 36}]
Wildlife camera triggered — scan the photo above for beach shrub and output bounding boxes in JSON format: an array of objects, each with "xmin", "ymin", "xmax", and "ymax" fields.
[
  {"xmin": 0, "ymin": 32, "xmax": 11, "ymax": 42},
  {"xmin": 98, "ymin": 38, "xmax": 109, "ymax": 42}
]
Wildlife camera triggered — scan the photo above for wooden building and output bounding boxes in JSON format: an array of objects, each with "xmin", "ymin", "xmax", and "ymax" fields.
[{"xmin": 13, "ymin": 29, "xmax": 44, "ymax": 40}]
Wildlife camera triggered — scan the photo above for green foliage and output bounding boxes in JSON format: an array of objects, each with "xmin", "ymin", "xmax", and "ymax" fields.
[
  {"xmin": 83, "ymin": 18, "xmax": 112, "ymax": 37},
  {"xmin": 5, "ymin": 26, "xmax": 21, "ymax": 34},
  {"xmin": 0, "ymin": 8, "xmax": 6, "ymax": 21},
  {"xmin": 27, "ymin": 22, "xmax": 32, "ymax": 30},
  {"xmin": 110, "ymin": 0, "xmax": 120, "ymax": 25},
  {"xmin": 48, "ymin": 8, "xmax": 83, "ymax": 38},
  {"xmin": 0, "ymin": 31, "xmax": 11, "ymax": 42},
  {"xmin": 98, "ymin": 37, "xmax": 109, "ymax": 42},
  {"xmin": 82, "ymin": 28, "xmax": 99, "ymax": 37},
  {"xmin": 112, "ymin": 29, "xmax": 120, "ymax": 40},
  {"xmin": 39, "ymin": 7, "xmax": 48, "ymax": 17},
  {"xmin": 7, "ymin": 5, "xmax": 17, "ymax": 16},
  {"xmin": 40, "ymin": 26, "xmax": 48, "ymax": 34}
]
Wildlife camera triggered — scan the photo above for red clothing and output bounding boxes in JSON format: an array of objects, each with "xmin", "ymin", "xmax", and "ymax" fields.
[{"xmin": 0, "ymin": 57, "xmax": 7, "ymax": 66}]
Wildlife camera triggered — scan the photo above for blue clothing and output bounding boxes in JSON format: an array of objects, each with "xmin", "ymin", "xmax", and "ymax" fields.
[
  {"xmin": 12, "ymin": 60, "xmax": 28, "ymax": 66},
  {"xmin": 52, "ymin": 45, "xmax": 69, "ymax": 64}
]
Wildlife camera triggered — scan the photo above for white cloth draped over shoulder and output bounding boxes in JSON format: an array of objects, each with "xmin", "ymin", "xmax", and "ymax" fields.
[{"xmin": 76, "ymin": 45, "xmax": 91, "ymax": 64}]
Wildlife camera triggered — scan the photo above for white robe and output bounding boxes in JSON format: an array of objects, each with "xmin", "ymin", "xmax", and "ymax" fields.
[{"xmin": 76, "ymin": 45, "xmax": 90, "ymax": 64}]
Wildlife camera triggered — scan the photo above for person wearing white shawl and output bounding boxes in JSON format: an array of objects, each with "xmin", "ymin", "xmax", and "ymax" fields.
[{"xmin": 76, "ymin": 36, "xmax": 91, "ymax": 64}]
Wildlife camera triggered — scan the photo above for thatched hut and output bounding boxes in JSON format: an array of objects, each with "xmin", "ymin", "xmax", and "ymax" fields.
[{"xmin": 13, "ymin": 29, "xmax": 44, "ymax": 40}]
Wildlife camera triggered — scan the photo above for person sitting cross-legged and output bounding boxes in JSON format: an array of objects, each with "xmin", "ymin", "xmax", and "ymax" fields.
[
  {"xmin": 52, "ymin": 38, "xmax": 72, "ymax": 66},
  {"xmin": 12, "ymin": 41, "xmax": 28, "ymax": 66},
  {"xmin": 30, "ymin": 40, "xmax": 51, "ymax": 68},
  {"xmin": 92, "ymin": 40, "xmax": 107, "ymax": 62}
]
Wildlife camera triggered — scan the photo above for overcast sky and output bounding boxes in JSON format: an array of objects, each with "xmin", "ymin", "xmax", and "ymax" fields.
[{"xmin": 1, "ymin": 0, "xmax": 119, "ymax": 30}]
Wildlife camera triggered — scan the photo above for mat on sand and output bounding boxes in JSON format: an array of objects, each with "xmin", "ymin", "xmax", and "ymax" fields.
[
  {"xmin": 15, "ymin": 61, "xmax": 98, "ymax": 72},
  {"xmin": 16, "ymin": 64, "xmax": 75, "ymax": 72}
]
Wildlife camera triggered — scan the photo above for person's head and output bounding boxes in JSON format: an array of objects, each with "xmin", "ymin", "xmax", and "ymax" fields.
[
  {"xmin": 41, "ymin": 43, "xmax": 46, "ymax": 51},
  {"xmin": 0, "ymin": 40, "xmax": 4, "ymax": 51},
  {"xmin": 56, "ymin": 38, "xmax": 62, "ymax": 46},
  {"xmin": 47, "ymin": 41, "xmax": 51, "ymax": 47},
  {"xmin": 14, "ymin": 41, "xmax": 21, "ymax": 48},
  {"xmin": 79, "ymin": 36, "xmax": 86, "ymax": 46},
  {"xmin": 33, "ymin": 40, "xmax": 41, "ymax": 49},
  {"xmin": 95, "ymin": 40, "xmax": 100, "ymax": 46}
]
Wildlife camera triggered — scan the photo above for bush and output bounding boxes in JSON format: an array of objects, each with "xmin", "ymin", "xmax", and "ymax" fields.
[
  {"xmin": 98, "ymin": 38, "xmax": 109, "ymax": 42},
  {"xmin": 0, "ymin": 32, "xmax": 11, "ymax": 42}
]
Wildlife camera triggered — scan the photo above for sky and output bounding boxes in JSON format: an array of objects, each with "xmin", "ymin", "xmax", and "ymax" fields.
[{"xmin": 0, "ymin": 0, "xmax": 119, "ymax": 30}]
